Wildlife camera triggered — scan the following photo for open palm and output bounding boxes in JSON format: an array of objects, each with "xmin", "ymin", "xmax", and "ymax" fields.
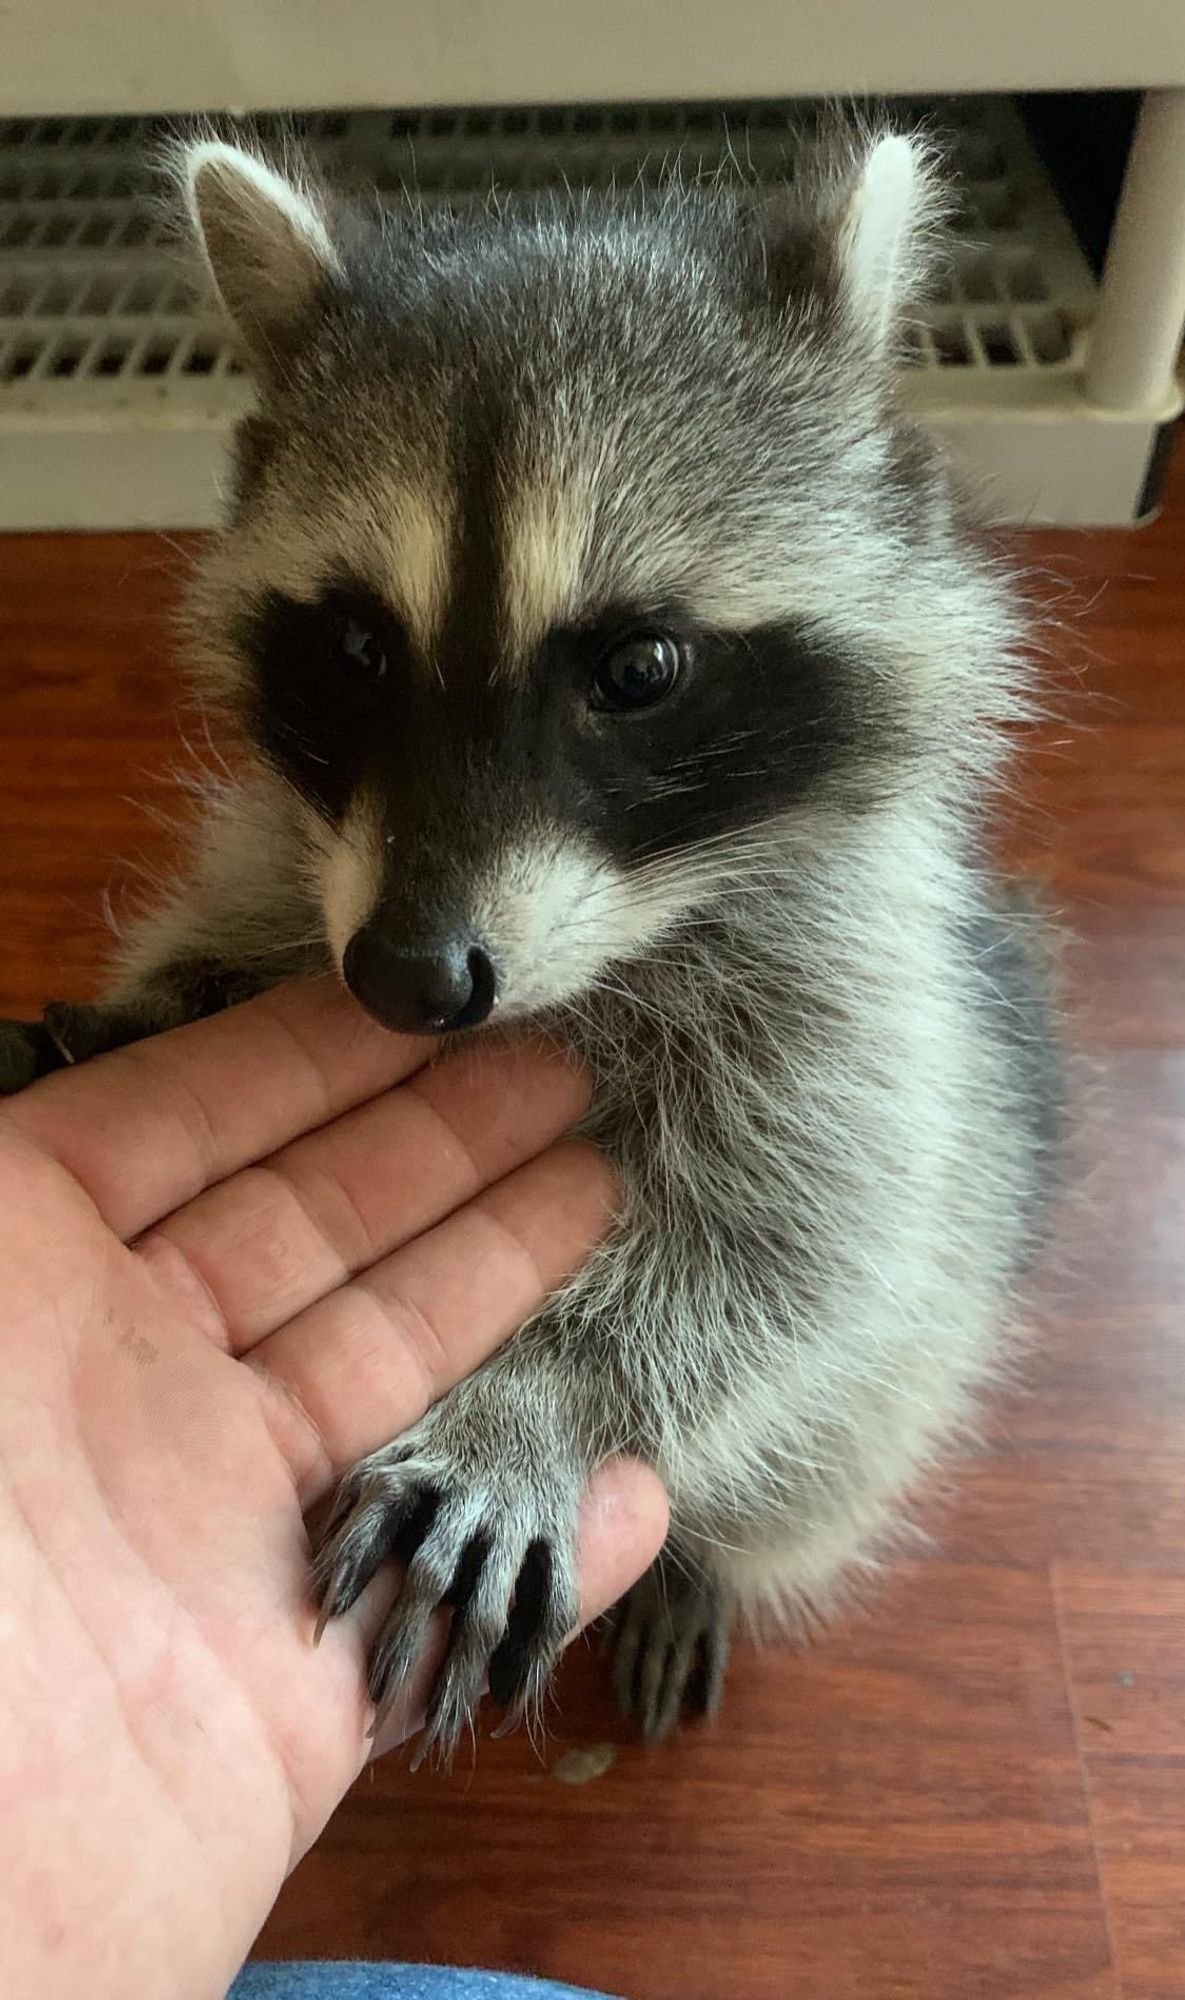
[{"xmin": 0, "ymin": 980, "xmax": 666, "ymax": 2000}]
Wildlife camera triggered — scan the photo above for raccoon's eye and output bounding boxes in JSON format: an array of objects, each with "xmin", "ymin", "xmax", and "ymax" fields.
[
  {"xmin": 591, "ymin": 631, "xmax": 683, "ymax": 711},
  {"xmin": 336, "ymin": 614, "xmax": 387, "ymax": 684}
]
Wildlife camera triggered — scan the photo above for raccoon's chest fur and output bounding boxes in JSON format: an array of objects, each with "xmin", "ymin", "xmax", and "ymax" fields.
[{"xmin": 540, "ymin": 804, "xmax": 1041, "ymax": 1610}]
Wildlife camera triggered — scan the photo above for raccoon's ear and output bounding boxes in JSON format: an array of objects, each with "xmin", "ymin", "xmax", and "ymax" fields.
[
  {"xmin": 178, "ymin": 140, "xmax": 342, "ymax": 374},
  {"xmin": 832, "ymin": 132, "xmax": 944, "ymax": 350}
]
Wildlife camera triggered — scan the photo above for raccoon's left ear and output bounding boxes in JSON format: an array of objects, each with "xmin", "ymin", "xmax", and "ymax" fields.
[
  {"xmin": 175, "ymin": 139, "xmax": 343, "ymax": 377},
  {"xmin": 831, "ymin": 132, "xmax": 945, "ymax": 351}
]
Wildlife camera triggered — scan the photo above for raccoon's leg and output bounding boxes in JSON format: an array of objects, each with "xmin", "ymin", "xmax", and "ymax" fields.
[
  {"xmin": 311, "ymin": 1347, "xmax": 595, "ymax": 1763},
  {"xmin": 610, "ymin": 1543, "xmax": 732, "ymax": 1743},
  {"xmin": 0, "ymin": 959, "xmax": 265, "ymax": 1096},
  {"xmin": 1, "ymin": 774, "xmax": 327, "ymax": 1096}
]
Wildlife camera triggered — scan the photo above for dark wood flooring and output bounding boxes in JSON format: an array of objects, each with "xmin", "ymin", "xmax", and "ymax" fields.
[{"xmin": 2, "ymin": 444, "xmax": 1183, "ymax": 2000}]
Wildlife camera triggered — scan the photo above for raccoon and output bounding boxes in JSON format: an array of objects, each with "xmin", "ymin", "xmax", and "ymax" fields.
[{"xmin": 0, "ymin": 124, "xmax": 1059, "ymax": 1754}]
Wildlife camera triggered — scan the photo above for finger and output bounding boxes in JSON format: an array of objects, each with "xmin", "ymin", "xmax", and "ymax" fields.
[
  {"xmin": 574, "ymin": 1459, "xmax": 670, "ymax": 1628},
  {"xmin": 356, "ymin": 1459, "xmax": 670, "ymax": 1758},
  {"xmin": 134, "ymin": 1035, "xmax": 590, "ymax": 1350},
  {"xmin": 1, "ymin": 978, "xmax": 439, "ymax": 1241},
  {"xmin": 249, "ymin": 1139, "xmax": 618, "ymax": 1504}
]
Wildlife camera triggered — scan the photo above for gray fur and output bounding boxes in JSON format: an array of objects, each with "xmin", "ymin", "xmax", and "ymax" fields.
[{"xmin": 1, "ymin": 124, "xmax": 1058, "ymax": 1753}]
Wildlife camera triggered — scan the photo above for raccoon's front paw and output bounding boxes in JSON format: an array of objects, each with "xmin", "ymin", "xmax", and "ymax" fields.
[
  {"xmin": 0, "ymin": 1017, "xmax": 71, "ymax": 1094},
  {"xmin": 612, "ymin": 1547, "xmax": 731, "ymax": 1744},
  {"xmin": 0, "ymin": 998, "xmax": 154, "ymax": 1094},
  {"xmin": 311, "ymin": 1441, "xmax": 581, "ymax": 1762}
]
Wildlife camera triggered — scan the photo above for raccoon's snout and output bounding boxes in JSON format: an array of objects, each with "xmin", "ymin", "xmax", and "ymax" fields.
[{"xmin": 342, "ymin": 923, "xmax": 497, "ymax": 1036}]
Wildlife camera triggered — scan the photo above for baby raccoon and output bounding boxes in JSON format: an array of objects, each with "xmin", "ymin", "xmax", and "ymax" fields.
[{"xmin": 0, "ymin": 124, "xmax": 1058, "ymax": 1754}]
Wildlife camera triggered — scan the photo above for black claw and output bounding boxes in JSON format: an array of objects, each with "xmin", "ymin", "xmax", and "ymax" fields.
[
  {"xmin": 311, "ymin": 1543, "xmax": 372, "ymax": 1629},
  {"xmin": 313, "ymin": 1469, "xmax": 365, "ymax": 1550}
]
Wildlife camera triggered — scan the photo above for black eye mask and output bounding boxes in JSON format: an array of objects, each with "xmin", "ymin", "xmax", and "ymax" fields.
[{"xmin": 234, "ymin": 582, "xmax": 408, "ymax": 821}]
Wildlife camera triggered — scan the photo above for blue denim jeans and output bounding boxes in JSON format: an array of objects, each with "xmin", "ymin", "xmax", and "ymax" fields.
[{"xmin": 229, "ymin": 1967, "xmax": 618, "ymax": 2000}]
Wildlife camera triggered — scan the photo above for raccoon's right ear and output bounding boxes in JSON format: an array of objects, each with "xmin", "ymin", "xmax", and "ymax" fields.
[
  {"xmin": 752, "ymin": 128, "xmax": 947, "ymax": 357},
  {"xmin": 174, "ymin": 139, "xmax": 343, "ymax": 377},
  {"xmin": 830, "ymin": 132, "xmax": 947, "ymax": 351}
]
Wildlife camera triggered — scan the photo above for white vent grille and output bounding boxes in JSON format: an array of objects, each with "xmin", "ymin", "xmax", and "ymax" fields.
[
  {"xmin": 0, "ymin": 95, "xmax": 1143, "ymax": 529},
  {"xmin": 0, "ymin": 97, "xmax": 1095, "ymax": 390}
]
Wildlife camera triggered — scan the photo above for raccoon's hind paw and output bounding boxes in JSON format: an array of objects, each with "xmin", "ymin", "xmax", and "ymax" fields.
[
  {"xmin": 611, "ymin": 1550, "xmax": 731, "ymax": 1744},
  {"xmin": 310, "ymin": 1449, "xmax": 580, "ymax": 1765},
  {"xmin": 0, "ymin": 1017, "xmax": 72, "ymax": 1094}
]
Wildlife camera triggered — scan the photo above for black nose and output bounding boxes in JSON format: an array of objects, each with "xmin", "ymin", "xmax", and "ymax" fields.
[{"xmin": 342, "ymin": 925, "xmax": 497, "ymax": 1035}]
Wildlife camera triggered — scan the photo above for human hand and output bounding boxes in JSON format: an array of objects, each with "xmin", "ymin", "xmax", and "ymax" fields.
[{"xmin": 0, "ymin": 980, "xmax": 667, "ymax": 2000}]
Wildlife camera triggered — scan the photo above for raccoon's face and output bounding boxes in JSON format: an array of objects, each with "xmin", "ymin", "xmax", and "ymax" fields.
[{"xmin": 182, "ymin": 132, "xmax": 997, "ymax": 1035}]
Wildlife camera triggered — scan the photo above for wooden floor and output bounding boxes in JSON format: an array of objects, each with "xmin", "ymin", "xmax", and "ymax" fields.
[{"xmin": 2, "ymin": 446, "xmax": 1184, "ymax": 2000}]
